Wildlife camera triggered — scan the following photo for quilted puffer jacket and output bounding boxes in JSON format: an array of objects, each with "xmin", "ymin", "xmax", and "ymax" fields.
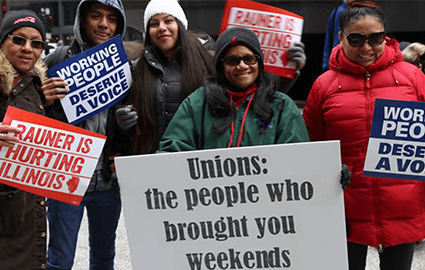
[{"xmin": 303, "ymin": 37, "xmax": 425, "ymax": 248}]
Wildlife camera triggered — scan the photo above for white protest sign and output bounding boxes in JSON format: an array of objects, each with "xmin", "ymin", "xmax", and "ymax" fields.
[
  {"xmin": 0, "ymin": 106, "xmax": 106, "ymax": 205},
  {"xmin": 115, "ymin": 141, "xmax": 348, "ymax": 270},
  {"xmin": 364, "ymin": 98, "xmax": 425, "ymax": 180},
  {"xmin": 47, "ymin": 35, "xmax": 132, "ymax": 125}
]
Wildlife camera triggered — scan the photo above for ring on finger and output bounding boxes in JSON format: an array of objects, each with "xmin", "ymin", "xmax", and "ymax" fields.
[{"xmin": 0, "ymin": 133, "xmax": 6, "ymax": 140}]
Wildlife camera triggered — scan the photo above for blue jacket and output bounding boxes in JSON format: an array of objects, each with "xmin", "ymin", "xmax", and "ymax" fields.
[{"xmin": 322, "ymin": 0, "xmax": 346, "ymax": 70}]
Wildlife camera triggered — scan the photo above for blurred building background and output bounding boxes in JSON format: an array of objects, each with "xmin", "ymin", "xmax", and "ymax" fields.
[{"xmin": 1, "ymin": 0, "xmax": 424, "ymax": 101}]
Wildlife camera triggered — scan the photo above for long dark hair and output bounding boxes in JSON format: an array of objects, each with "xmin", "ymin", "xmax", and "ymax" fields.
[
  {"xmin": 339, "ymin": 0, "xmax": 386, "ymax": 31},
  {"xmin": 204, "ymin": 63, "xmax": 275, "ymax": 134},
  {"xmin": 129, "ymin": 19, "xmax": 215, "ymax": 154}
]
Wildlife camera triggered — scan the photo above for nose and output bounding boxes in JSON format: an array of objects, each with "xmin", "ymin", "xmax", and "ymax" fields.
[
  {"xmin": 158, "ymin": 21, "xmax": 167, "ymax": 31},
  {"xmin": 236, "ymin": 59, "xmax": 250, "ymax": 69},
  {"xmin": 360, "ymin": 40, "xmax": 373, "ymax": 50},
  {"xmin": 99, "ymin": 16, "xmax": 108, "ymax": 28},
  {"xmin": 22, "ymin": 40, "xmax": 33, "ymax": 51}
]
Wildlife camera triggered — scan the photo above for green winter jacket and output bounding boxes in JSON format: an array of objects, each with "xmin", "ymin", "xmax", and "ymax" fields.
[{"xmin": 159, "ymin": 87, "xmax": 309, "ymax": 152}]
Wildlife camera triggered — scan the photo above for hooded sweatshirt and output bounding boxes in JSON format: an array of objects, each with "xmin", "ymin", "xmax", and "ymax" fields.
[{"xmin": 45, "ymin": 0, "xmax": 127, "ymax": 179}]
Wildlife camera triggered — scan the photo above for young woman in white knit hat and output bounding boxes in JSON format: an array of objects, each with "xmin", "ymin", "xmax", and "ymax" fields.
[{"xmin": 116, "ymin": 0, "xmax": 216, "ymax": 155}]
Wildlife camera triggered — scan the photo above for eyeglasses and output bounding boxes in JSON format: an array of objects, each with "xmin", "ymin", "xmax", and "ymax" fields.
[
  {"xmin": 8, "ymin": 35, "xmax": 45, "ymax": 49},
  {"xmin": 341, "ymin": 31, "xmax": 386, "ymax": 47},
  {"xmin": 221, "ymin": 54, "xmax": 260, "ymax": 66}
]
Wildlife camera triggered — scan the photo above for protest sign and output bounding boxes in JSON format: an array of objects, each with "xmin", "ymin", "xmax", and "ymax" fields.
[
  {"xmin": 0, "ymin": 106, "xmax": 106, "ymax": 205},
  {"xmin": 364, "ymin": 98, "xmax": 425, "ymax": 181},
  {"xmin": 115, "ymin": 141, "xmax": 348, "ymax": 270},
  {"xmin": 219, "ymin": 0, "xmax": 304, "ymax": 79},
  {"xmin": 47, "ymin": 35, "xmax": 132, "ymax": 125}
]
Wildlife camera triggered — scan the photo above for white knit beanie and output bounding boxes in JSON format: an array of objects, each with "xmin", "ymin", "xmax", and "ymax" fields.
[{"xmin": 143, "ymin": 0, "xmax": 188, "ymax": 30}]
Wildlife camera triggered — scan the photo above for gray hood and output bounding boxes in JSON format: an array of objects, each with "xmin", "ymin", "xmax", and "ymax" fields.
[{"xmin": 73, "ymin": 0, "xmax": 126, "ymax": 51}]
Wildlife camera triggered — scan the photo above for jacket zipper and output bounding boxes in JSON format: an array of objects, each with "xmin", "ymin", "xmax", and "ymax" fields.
[{"xmin": 365, "ymin": 71, "xmax": 384, "ymax": 252}]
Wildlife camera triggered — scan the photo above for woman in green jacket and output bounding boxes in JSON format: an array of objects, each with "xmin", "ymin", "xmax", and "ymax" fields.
[{"xmin": 159, "ymin": 27, "xmax": 309, "ymax": 151}]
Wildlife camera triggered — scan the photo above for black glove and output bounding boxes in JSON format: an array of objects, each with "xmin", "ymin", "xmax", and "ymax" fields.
[
  {"xmin": 116, "ymin": 105, "xmax": 138, "ymax": 130},
  {"xmin": 287, "ymin": 41, "xmax": 306, "ymax": 70},
  {"xmin": 340, "ymin": 164, "xmax": 351, "ymax": 191}
]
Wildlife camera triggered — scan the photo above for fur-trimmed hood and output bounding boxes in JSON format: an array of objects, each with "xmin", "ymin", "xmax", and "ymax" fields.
[{"xmin": 0, "ymin": 51, "xmax": 47, "ymax": 95}]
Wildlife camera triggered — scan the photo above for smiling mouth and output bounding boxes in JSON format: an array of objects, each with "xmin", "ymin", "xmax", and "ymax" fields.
[
  {"xmin": 359, "ymin": 54, "xmax": 373, "ymax": 59},
  {"xmin": 235, "ymin": 72, "xmax": 251, "ymax": 77},
  {"xmin": 95, "ymin": 32, "xmax": 108, "ymax": 38}
]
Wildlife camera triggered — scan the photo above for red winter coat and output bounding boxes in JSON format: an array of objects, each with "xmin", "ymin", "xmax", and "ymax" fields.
[{"xmin": 303, "ymin": 38, "xmax": 425, "ymax": 248}]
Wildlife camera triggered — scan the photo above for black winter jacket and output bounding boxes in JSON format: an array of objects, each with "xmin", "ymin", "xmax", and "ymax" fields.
[{"xmin": 144, "ymin": 45, "xmax": 183, "ymax": 149}]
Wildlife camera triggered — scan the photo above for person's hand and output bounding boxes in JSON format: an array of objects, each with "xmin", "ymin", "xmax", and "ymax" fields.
[
  {"xmin": 41, "ymin": 77, "xmax": 69, "ymax": 107},
  {"xmin": 108, "ymin": 153, "xmax": 121, "ymax": 173},
  {"xmin": 116, "ymin": 105, "xmax": 138, "ymax": 130},
  {"xmin": 0, "ymin": 124, "xmax": 21, "ymax": 147},
  {"xmin": 340, "ymin": 164, "xmax": 351, "ymax": 191},
  {"xmin": 287, "ymin": 42, "xmax": 306, "ymax": 70}
]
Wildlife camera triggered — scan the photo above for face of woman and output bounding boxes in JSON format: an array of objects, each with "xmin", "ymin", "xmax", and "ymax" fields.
[
  {"xmin": 1, "ymin": 27, "xmax": 43, "ymax": 74},
  {"xmin": 148, "ymin": 14, "xmax": 179, "ymax": 60},
  {"xmin": 222, "ymin": 45, "xmax": 259, "ymax": 90},
  {"xmin": 339, "ymin": 16, "xmax": 385, "ymax": 67}
]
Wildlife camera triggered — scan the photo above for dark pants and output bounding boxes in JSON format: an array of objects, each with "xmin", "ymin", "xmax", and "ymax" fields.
[
  {"xmin": 348, "ymin": 241, "xmax": 415, "ymax": 270},
  {"xmin": 46, "ymin": 189, "xmax": 121, "ymax": 270}
]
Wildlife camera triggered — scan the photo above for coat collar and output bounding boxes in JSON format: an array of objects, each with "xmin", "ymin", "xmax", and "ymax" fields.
[{"xmin": 329, "ymin": 37, "xmax": 403, "ymax": 75}]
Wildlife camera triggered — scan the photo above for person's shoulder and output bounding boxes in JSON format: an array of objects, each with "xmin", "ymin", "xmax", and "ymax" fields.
[
  {"xmin": 187, "ymin": 86, "xmax": 205, "ymax": 102},
  {"xmin": 272, "ymin": 91, "xmax": 298, "ymax": 108},
  {"xmin": 44, "ymin": 45, "xmax": 71, "ymax": 68},
  {"xmin": 394, "ymin": 60, "xmax": 423, "ymax": 76}
]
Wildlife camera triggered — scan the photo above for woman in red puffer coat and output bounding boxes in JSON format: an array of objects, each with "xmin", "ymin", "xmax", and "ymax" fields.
[{"xmin": 303, "ymin": 1, "xmax": 425, "ymax": 270}]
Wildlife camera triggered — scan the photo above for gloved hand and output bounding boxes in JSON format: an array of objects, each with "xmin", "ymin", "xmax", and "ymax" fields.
[
  {"xmin": 340, "ymin": 164, "xmax": 351, "ymax": 191},
  {"xmin": 116, "ymin": 105, "xmax": 138, "ymax": 130},
  {"xmin": 287, "ymin": 41, "xmax": 306, "ymax": 70}
]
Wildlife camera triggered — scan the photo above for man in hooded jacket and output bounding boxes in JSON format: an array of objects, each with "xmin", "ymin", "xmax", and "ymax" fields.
[{"xmin": 41, "ymin": 1, "xmax": 128, "ymax": 269}]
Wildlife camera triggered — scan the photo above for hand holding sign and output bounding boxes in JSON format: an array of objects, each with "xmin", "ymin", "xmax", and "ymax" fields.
[
  {"xmin": 286, "ymin": 41, "xmax": 306, "ymax": 70},
  {"xmin": 47, "ymin": 35, "xmax": 132, "ymax": 125},
  {"xmin": 41, "ymin": 77, "xmax": 69, "ymax": 107},
  {"xmin": 0, "ymin": 124, "xmax": 21, "ymax": 147},
  {"xmin": 0, "ymin": 107, "xmax": 106, "ymax": 206}
]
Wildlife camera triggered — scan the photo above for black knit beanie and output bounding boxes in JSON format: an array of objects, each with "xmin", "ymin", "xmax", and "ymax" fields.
[
  {"xmin": 0, "ymin": 10, "xmax": 46, "ymax": 45},
  {"xmin": 214, "ymin": 27, "xmax": 264, "ymax": 71}
]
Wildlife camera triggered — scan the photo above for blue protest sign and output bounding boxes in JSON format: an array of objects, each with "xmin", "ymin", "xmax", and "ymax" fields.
[
  {"xmin": 364, "ymin": 98, "xmax": 425, "ymax": 181},
  {"xmin": 48, "ymin": 35, "xmax": 132, "ymax": 125}
]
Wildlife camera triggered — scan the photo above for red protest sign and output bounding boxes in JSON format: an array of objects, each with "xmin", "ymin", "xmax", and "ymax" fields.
[
  {"xmin": 219, "ymin": 0, "xmax": 304, "ymax": 79},
  {"xmin": 0, "ymin": 106, "xmax": 106, "ymax": 206}
]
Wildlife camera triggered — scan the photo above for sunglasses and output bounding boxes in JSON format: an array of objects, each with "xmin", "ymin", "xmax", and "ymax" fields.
[
  {"xmin": 342, "ymin": 31, "xmax": 386, "ymax": 47},
  {"xmin": 9, "ymin": 35, "xmax": 45, "ymax": 49},
  {"xmin": 221, "ymin": 54, "xmax": 260, "ymax": 66}
]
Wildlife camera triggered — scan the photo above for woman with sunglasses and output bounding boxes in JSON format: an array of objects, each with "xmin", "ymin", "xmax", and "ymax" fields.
[
  {"xmin": 0, "ymin": 10, "xmax": 49, "ymax": 270},
  {"xmin": 303, "ymin": 1, "xmax": 425, "ymax": 269},
  {"xmin": 158, "ymin": 27, "xmax": 309, "ymax": 152}
]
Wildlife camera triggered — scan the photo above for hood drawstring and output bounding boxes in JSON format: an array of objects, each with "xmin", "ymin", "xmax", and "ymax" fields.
[
  {"xmin": 337, "ymin": 67, "xmax": 342, "ymax": 90},
  {"xmin": 389, "ymin": 60, "xmax": 399, "ymax": 85},
  {"xmin": 226, "ymin": 85, "xmax": 258, "ymax": 148}
]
